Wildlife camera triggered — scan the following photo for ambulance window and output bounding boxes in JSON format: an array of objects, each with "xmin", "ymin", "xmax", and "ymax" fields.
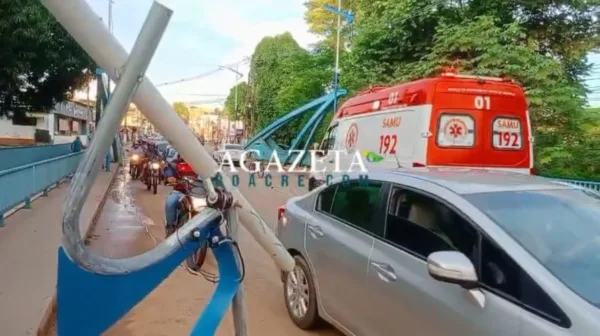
[
  {"xmin": 492, "ymin": 117, "xmax": 523, "ymax": 150},
  {"xmin": 436, "ymin": 114, "xmax": 475, "ymax": 148},
  {"xmin": 322, "ymin": 124, "xmax": 338, "ymax": 150}
]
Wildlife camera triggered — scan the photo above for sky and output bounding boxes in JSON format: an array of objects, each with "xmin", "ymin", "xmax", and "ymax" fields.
[
  {"xmin": 79, "ymin": 0, "xmax": 319, "ymax": 107},
  {"xmin": 79, "ymin": 0, "xmax": 599, "ymax": 108}
]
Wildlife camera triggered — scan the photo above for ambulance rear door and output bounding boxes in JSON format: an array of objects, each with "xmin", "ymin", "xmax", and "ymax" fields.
[{"xmin": 482, "ymin": 97, "xmax": 531, "ymax": 171}]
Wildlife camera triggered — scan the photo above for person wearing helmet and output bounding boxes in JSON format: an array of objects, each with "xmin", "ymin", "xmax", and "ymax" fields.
[{"xmin": 164, "ymin": 184, "xmax": 184, "ymax": 235}]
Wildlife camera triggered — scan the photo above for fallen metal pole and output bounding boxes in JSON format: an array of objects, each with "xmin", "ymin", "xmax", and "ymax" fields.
[
  {"xmin": 58, "ymin": 1, "xmax": 173, "ymax": 273},
  {"xmin": 40, "ymin": 0, "xmax": 294, "ymax": 273}
]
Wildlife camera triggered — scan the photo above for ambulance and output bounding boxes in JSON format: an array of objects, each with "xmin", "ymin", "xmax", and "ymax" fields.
[{"xmin": 312, "ymin": 69, "xmax": 534, "ymax": 186}]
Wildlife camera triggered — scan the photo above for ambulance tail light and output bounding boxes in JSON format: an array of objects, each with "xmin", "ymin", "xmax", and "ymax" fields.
[{"xmin": 412, "ymin": 162, "xmax": 426, "ymax": 168}]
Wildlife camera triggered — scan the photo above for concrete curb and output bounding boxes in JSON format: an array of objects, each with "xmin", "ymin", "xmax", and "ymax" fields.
[{"xmin": 36, "ymin": 165, "xmax": 121, "ymax": 336}]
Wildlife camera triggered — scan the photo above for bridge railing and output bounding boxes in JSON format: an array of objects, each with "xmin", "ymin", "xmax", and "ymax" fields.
[
  {"xmin": 545, "ymin": 176, "xmax": 600, "ymax": 192},
  {"xmin": 0, "ymin": 143, "xmax": 74, "ymax": 171},
  {"xmin": 0, "ymin": 151, "xmax": 84, "ymax": 226}
]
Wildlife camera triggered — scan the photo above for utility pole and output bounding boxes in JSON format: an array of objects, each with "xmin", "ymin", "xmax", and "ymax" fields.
[
  {"xmin": 233, "ymin": 63, "xmax": 240, "ymax": 143},
  {"xmin": 323, "ymin": 2, "xmax": 354, "ymax": 113},
  {"xmin": 220, "ymin": 65, "xmax": 243, "ymax": 143},
  {"xmin": 333, "ymin": 0, "xmax": 341, "ymax": 113}
]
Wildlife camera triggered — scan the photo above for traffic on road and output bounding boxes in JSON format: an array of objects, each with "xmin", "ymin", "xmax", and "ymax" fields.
[{"xmin": 118, "ymin": 128, "xmax": 600, "ymax": 336}]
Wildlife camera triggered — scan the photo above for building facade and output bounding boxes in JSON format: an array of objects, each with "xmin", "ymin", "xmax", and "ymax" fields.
[{"xmin": 0, "ymin": 100, "xmax": 93, "ymax": 146}]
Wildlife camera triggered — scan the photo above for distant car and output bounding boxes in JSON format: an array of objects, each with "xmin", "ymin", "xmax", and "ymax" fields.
[
  {"xmin": 213, "ymin": 143, "xmax": 244, "ymax": 166},
  {"xmin": 276, "ymin": 168, "xmax": 600, "ymax": 336}
]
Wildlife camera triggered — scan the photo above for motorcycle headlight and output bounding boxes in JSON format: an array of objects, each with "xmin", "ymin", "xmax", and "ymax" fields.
[
  {"xmin": 132, "ymin": 154, "xmax": 139, "ymax": 160},
  {"xmin": 191, "ymin": 196, "xmax": 207, "ymax": 210},
  {"xmin": 151, "ymin": 162, "xmax": 160, "ymax": 169}
]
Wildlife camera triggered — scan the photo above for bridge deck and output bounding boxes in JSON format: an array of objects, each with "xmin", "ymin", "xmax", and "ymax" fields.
[
  {"xmin": 0, "ymin": 165, "xmax": 117, "ymax": 336},
  {"xmin": 22, "ymin": 160, "xmax": 338, "ymax": 335},
  {"xmin": 82, "ymin": 168, "xmax": 337, "ymax": 335}
]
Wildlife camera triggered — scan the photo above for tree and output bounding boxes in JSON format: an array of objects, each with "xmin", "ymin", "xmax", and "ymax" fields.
[
  {"xmin": 0, "ymin": 0, "xmax": 95, "ymax": 119},
  {"xmin": 338, "ymin": 0, "xmax": 599, "ymax": 178},
  {"xmin": 240, "ymin": 33, "xmax": 331, "ymax": 143},
  {"xmin": 172, "ymin": 102, "xmax": 189, "ymax": 123},
  {"xmin": 304, "ymin": 0, "xmax": 358, "ymax": 47},
  {"xmin": 224, "ymin": 81, "xmax": 249, "ymax": 121}
]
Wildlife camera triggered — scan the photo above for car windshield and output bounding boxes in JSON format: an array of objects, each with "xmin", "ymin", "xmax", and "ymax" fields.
[
  {"xmin": 225, "ymin": 144, "xmax": 242, "ymax": 150},
  {"xmin": 465, "ymin": 188, "xmax": 600, "ymax": 309}
]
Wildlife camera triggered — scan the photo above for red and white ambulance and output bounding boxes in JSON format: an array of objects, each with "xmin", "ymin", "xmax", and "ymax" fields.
[{"xmin": 316, "ymin": 69, "xmax": 534, "ymax": 179}]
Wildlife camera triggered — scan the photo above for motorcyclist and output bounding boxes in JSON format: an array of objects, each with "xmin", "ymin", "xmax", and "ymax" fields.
[
  {"xmin": 164, "ymin": 180, "xmax": 188, "ymax": 235},
  {"xmin": 129, "ymin": 142, "xmax": 144, "ymax": 171},
  {"xmin": 131, "ymin": 142, "xmax": 144, "ymax": 155}
]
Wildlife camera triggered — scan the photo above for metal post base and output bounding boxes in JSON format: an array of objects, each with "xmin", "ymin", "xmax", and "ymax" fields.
[{"xmin": 57, "ymin": 218, "xmax": 241, "ymax": 336}]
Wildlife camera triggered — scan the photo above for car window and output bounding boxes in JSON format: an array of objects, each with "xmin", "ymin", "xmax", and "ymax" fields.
[
  {"xmin": 225, "ymin": 144, "xmax": 243, "ymax": 150},
  {"xmin": 465, "ymin": 189, "xmax": 600, "ymax": 310},
  {"xmin": 436, "ymin": 113, "xmax": 475, "ymax": 148},
  {"xmin": 384, "ymin": 187, "xmax": 477, "ymax": 259},
  {"xmin": 321, "ymin": 124, "xmax": 338, "ymax": 151},
  {"xmin": 317, "ymin": 185, "xmax": 336, "ymax": 213},
  {"xmin": 329, "ymin": 181, "xmax": 383, "ymax": 235},
  {"xmin": 480, "ymin": 235, "xmax": 571, "ymax": 327},
  {"xmin": 384, "ymin": 186, "xmax": 570, "ymax": 326}
]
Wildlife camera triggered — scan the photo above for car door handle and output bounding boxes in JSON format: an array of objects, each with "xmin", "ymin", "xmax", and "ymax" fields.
[
  {"xmin": 370, "ymin": 261, "xmax": 397, "ymax": 282},
  {"xmin": 307, "ymin": 224, "xmax": 324, "ymax": 238}
]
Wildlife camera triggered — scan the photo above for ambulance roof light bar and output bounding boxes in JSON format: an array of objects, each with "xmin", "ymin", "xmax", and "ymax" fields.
[{"xmin": 440, "ymin": 67, "xmax": 514, "ymax": 82}]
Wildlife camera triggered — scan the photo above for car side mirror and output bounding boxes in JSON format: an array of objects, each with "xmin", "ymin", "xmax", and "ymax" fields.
[{"xmin": 427, "ymin": 251, "xmax": 478, "ymax": 289}]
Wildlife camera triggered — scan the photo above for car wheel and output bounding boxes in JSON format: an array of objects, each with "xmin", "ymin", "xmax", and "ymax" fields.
[{"xmin": 284, "ymin": 255, "xmax": 324, "ymax": 330}]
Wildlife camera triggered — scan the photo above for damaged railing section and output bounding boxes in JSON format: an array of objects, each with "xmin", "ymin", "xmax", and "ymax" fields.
[{"xmin": 40, "ymin": 0, "xmax": 294, "ymax": 335}]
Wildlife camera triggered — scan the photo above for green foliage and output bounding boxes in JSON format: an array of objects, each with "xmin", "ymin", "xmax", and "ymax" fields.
[
  {"xmin": 226, "ymin": 0, "xmax": 600, "ymax": 179},
  {"xmin": 232, "ymin": 32, "xmax": 330, "ymax": 145},
  {"xmin": 172, "ymin": 102, "xmax": 189, "ymax": 123},
  {"xmin": 342, "ymin": 0, "xmax": 599, "ymax": 179},
  {"xmin": 224, "ymin": 81, "xmax": 249, "ymax": 121},
  {"xmin": 0, "ymin": 0, "xmax": 95, "ymax": 117}
]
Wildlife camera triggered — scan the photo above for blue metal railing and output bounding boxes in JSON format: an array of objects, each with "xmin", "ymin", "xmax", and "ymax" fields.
[
  {"xmin": 0, "ymin": 143, "xmax": 73, "ymax": 171},
  {"xmin": 547, "ymin": 177, "xmax": 600, "ymax": 192},
  {"xmin": 0, "ymin": 152, "xmax": 84, "ymax": 226}
]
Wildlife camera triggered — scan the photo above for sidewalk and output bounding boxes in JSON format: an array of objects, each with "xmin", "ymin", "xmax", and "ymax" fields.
[{"xmin": 0, "ymin": 165, "xmax": 118, "ymax": 336}]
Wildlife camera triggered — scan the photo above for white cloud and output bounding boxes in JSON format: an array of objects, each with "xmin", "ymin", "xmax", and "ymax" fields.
[
  {"xmin": 81, "ymin": 0, "xmax": 320, "ymax": 108},
  {"xmin": 157, "ymin": 1, "xmax": 320, "ymax": 106}
]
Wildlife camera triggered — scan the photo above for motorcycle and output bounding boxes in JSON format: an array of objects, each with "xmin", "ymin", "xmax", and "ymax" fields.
[
  {"xmin": 145, "ymin": 157, "xmax": 161, "ymax": 194},
  {"xmin": 167, "ymin": 177, "xmax": 208, "ymax": 271},
  {"xmin": 129, "ymin": 154, "xmax": 142, "ymax": 180}
]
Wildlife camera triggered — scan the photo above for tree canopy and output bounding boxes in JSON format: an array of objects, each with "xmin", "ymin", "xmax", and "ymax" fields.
[
  {"xmin": 0, "ymin": 0, "xmax": 95, "ymax": 119},
  {"xmin": 224, "ymin": 0, "xmax": 600, "ymax": 179},
  {"xmin": 172, "ymin": 102, "xmax": 190, "ymax": 123},
  {"xmin": 224, "ymin": 81, "xmax": 249, "ymax": 121}
]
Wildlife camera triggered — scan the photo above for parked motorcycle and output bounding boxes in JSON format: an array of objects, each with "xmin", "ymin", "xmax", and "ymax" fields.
[
  {"xmin": 129, "ymin": 154, "xmax": 141, "ymax": 180},
  {"xmin": 145, "ymin": 157, "xmax": 161, "ymax": 194},
  {"xmin": 167, "ymin": 177, "xmax": 208, "ymax": 271}
]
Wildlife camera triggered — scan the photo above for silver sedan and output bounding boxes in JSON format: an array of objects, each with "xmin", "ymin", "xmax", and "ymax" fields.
[{"xmin": 276, "ymin": 168, "xmax": 600, "ymax": 336}]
